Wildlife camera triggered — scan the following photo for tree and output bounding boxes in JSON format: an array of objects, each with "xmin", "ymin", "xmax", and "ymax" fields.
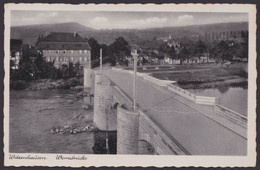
[
  {"xmin": 178, "ymin": 46, "xmax": 190, "ymax": 65},
  {"xmin": 239, "ymin": 31, "xmax": 248, "ymax": 60},
  {"xmin": 159, "ymin": 43, "xmax": 177, "ymax": 65},
  {"xmin": 210, "ymin": 40, "xmax": 232, "ymax": 62},
  {"xmin": 168, "ymin": 46, "xmax": 177, "ymax": 65},
  {"xmin": 60, "ymin": 64, "xmax": 69, "ymax": 79},
  {"xmin": 159, "ymin": 43, "xmax": 169, "ymax": 54},
  {"xmin": 100, "ymin": 44, "xmax": 109, "ymax": 59},
  {"xmin": 194, "ymin": 40, "xmax": 207, "ymax": 63},
  {"xmin": 74, "ymin": 62, "xmax": 81, "ymax": 77},
  {"xmin": 151, "ymin": 51, "xmax": 164, "ymax": 60},
  {"xmin": 109, "ymin": 37, "xmax": 131, "ymax": 65},
  {"xmin": 88, "ymin": 37, "xmax": 100, "ymax": 61},
  {"xmin": 68, "ymin": 62, "xmax": 76, "ymax": 78}
]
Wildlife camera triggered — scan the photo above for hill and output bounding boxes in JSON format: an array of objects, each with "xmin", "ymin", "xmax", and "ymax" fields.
[
  {"xmin": 11, "ymin": 22, "xmax": 248, "ymax": 46},
  {"xmin": 11, "ymin": 22, "xmax": 94, "ymax": 45}
]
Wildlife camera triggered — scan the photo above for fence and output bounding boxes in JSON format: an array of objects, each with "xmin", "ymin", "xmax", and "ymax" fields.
[
  {"xmin": 167, "ymin": 84, "xmax": 196, "ymax": 102},
  {"xmin": 214, "ymin": 104, "xmax": 247, "ymax": 128},
  {"xmin": 139, "ymin": 110, "xmax": 189, "ymax": 155},
  {"xmin": 195, "ymin": 96, "xmax": 216, "ymax": 105},
  {"xmin": 112, "ymin": 67, "xmax": 216, "ymax": 105},
  {"xmin": 142, "ymin": 75, "xmax": 176, "ymax": 87},
  {"xmin": 167, "ymin": 84, "xmax": 216, "ymax": 105}
]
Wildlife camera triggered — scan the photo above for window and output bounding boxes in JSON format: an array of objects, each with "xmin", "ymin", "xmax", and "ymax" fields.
[
  {"xmin": 79, "ymin": 50, "xmax": 82, "ymax": 54},
  {"xmin": 56, "ymin": 50, "xmax": 59, "ymax": 54},
  {"xmin": 47, "ymin": 57, "xmax": 50, "ymax": 62},
  {"xmin": 71, "ymin": 57, "xmax": 74, "ymax": 61},
  {"xmin": 84, "ymin": 50, "xmax": 88, "ymax": 54},
  {"xmin": 84, "ymin": 57, "xmax": 87, "ymax": 61},
  {"xmin": 63, "ymin": 50, "xmax": 66, "ymax": 54},
  {"xmin": 79, "ymin": 57, "xmax": 82, "ymax": 61},
  {"xmin": 56, "ymin": 57, "xmax": 59, "ymax": 61},
  {"xmin": 71, "ymin": 50, "xmax": 74, "ymax": 54}
]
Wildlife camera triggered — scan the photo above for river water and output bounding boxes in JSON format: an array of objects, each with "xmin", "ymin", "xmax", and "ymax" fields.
[
  {"xmin": 9, "ymin": 89, "xmax": 116, "ymax": 154},
  {"xmin": 189, "ymin": 87, "xmax": 248, "ymax": 116}
]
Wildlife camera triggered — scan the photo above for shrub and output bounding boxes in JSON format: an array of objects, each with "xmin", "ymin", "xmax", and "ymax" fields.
[{"xmin": 10, "ymin": 80, "xmax": 28, "ymax": 90}]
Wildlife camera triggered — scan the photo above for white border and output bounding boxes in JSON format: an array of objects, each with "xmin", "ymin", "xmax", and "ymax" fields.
[{"xmin": 4, "ymin": 3, "xmax": 257, "ymax": 167}]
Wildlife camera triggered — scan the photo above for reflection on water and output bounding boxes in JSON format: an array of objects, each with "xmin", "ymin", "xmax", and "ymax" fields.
[
  {"xmin": 217, "ymin": 86, "xmax": 230, "ymax": 94},
  {"xmin": 10, "ymin": 89, "xmax": 117, "ymax": 154},
  {"xmin": 92, "ymin": 131, "xmax": 117, "ymax": 154},
  {"xmin": 189, "ymin": 87, "xmax": 248, "ymax": 116}
]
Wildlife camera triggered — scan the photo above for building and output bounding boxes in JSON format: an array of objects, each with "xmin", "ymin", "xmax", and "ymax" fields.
[
  {"xmin": 37, "ymin": 32, "xmax": 91, "ymax": 68},
  {"xmin": 10, "ymin": 39, "xmax": 23, "ymax": 69}
]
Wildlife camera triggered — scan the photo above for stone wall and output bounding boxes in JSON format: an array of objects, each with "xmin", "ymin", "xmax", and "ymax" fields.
[
  {"xmin": 93, "ymin": 82, "xmax": 116, "ymax": 131},
  {"xmin": 84, "ymin": 68, "xmax": 94, "ymax": 89},
  {"xmin": 117, "ymin": 105, "xmax": 139, "ymax": 154}
]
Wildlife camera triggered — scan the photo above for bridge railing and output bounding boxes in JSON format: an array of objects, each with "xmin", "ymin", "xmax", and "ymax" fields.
[
  {"xmin": 112, "ymin": 67, "xmax": 218, "ymax": 106},
  {"xmin": 214, "ymin": 104, "xmax": 247, "ymax": 128},
  {"xmin": 142, "ymin": 75, "xmax": 176, "ymax": 86},
  {"xmin": 195, "ymin": 95, "xmax": 216, "ymax": 105},
  {"xmin": 139, "ymin": 110, "xmax": 190, "ymax": 155},
  {"xmin": 167, "ymin": 83, "xmax": 196, "ymax": 102}
]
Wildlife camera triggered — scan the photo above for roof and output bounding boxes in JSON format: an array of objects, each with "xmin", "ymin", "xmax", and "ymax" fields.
[
  {"xmin": 39, "ymin": 32, "xmax": 86, "ymax": 42},
  {"xmin": 37, "ymin": 32, "xmax": 91, "ymax": 50}
]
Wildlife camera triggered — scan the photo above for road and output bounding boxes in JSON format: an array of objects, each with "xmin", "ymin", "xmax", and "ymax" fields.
[{"xmin": 104, "ymin": 69, "xmax": 247, "ymax": 155}]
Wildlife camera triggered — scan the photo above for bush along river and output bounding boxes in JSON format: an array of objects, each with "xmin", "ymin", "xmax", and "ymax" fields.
[{"xmin": 9, "ymin": 89, "xmax": 116, "ymax": 154}]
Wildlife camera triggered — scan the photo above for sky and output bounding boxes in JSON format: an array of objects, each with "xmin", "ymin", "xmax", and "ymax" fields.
[{"xmin": 11, "ymin": 11, "xmax": 248, "ymax": 29}]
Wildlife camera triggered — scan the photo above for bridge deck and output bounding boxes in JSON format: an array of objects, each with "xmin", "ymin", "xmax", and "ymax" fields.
[{"xmin": 104, "ymin": 69, "xmax": 247, "ymax": 155}]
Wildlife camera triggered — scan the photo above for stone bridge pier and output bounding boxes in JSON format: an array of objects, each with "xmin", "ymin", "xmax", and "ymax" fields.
[{"xmin": 84, "ymin": 71, "xmax": 182, "ymax": 155}]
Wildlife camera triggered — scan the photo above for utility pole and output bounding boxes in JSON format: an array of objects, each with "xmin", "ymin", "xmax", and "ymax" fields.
[
  {"xmin": 100, "ymin": 48, "xmax": 103, "ymax": 80},
  {"xmin": 133, "ymin": 49, "xmax": 137, "ymax": 111},
  {"xmin": 106, "ymin": 107, "xmax": 109, "ymax": 154}
]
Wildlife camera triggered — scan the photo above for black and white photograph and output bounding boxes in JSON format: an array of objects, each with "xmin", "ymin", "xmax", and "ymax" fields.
[{"xmin": 4, "ymin": 3, "xmax": 257, "ymax": 167}]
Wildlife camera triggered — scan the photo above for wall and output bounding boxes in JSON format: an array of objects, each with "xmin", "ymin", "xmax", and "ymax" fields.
[
  {"xmin": 112, "ymin": 67, "xmax": 216, "ymax": 105},
  {"xmin": 167, "ymin": 83, "xmax": 216, "ymax": 105},
  {"xmin": 93, "ymin": 81, "xmax": 116, "ymax": 131},
  {"xmin": 111, "ymin": 79, "xmax": 189, "ymax": 155},
  {"xmin": 84, "ymin": 69, "xmax": 94, "ymax": 88},
  {"xmin": 117, "ymin": 104, "xmax": 139, "ymax": 154},
  {"xmin": 139, "ymin": 111, "xmax": 189, "ymax": 155},
  {"xmin": 214, "ymin": 104, "xmax": 247, "ymax": 128}
]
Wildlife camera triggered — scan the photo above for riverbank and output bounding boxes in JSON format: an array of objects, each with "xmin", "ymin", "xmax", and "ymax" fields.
[
  {"xmin": 10, "ymin": 89, "xmax": 116, "ymax": 154},
  {"xmin": 152, "ymin": 63, "xmax": 248, "ymax": 89},
  {"xmin": 10, "ymin": 77, "xmax": 83, "ymax": 90}
]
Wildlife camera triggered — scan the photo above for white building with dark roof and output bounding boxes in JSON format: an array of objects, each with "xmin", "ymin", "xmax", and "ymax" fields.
[{"xmin": 37, "ymin": 32, "xmax": 91, "ymax": 68}]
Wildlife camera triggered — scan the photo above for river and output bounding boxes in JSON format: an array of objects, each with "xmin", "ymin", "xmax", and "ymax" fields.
[
  {"xmin": 189, "ymin": 87, "xmax": 248, "ymax": 116},
  {"xmin": 9, "ymin": 89, "xmax": 116, "ymax": 154}
]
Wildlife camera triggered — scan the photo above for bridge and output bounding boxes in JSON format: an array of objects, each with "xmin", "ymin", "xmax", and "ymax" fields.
[{"xmin": 84, "ymin": 67, "xmax": 247, "ymax": 155}]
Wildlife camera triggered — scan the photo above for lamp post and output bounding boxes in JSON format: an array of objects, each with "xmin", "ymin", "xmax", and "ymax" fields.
[
  {"xmin": 100, "ymin": 48, "xmax": 103, "ymax": 80},
  {"xmin": 132, "ymin": 49, "xmax": 138, "ymax": 111}
]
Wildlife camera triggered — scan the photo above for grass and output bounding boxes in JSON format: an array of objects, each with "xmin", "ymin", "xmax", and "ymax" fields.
[
  {"xmin": 152, "ymin": 63, "xmax": 248, "ymax": 89},
  {"xmin": 125, "ymin": 64, "xmax": 212, "ymax": 73}
]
